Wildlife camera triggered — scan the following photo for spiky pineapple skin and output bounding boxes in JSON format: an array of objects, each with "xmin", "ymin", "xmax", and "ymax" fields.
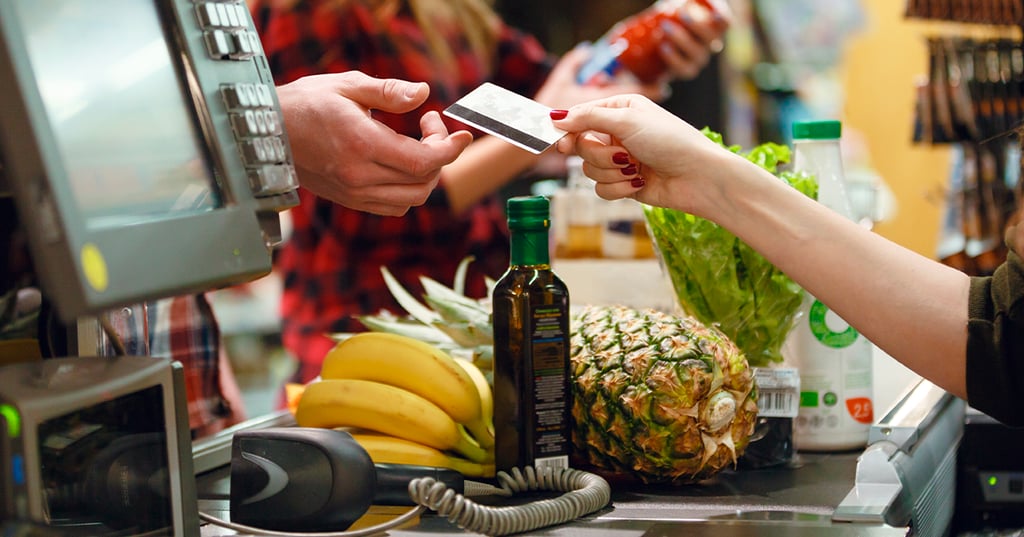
[{"xmin": 570, "ymin": 305, "xmax": 758, "ymax": 483}]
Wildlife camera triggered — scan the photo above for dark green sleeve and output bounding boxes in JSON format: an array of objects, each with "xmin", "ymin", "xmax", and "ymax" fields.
[{"xmin": 966, "ymin": 248, "xmax": 1024, "ymax": 427}]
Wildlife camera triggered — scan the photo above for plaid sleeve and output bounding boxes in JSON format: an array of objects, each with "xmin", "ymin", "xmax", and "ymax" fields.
[
  {"xmin": 490, "ymin": 24, "xmax": 555, "ymax": 99},
  {"xmin": 148, "ymin": 295, "xmax": 235, "ymax": 436}
]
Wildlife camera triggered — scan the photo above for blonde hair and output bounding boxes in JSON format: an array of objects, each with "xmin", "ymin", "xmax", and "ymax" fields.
[{"xmin": 255, "ymin": 0, "xmax": 501, "ymax": 73}]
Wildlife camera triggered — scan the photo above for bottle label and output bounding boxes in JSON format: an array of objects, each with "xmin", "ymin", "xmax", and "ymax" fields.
[
  {"xmin": 530, "ymin": 303, "xmax": 570, "ymax": 462},
  {"xmin": 787, "ymin": 295, "xmax": 874, "ymax": 450},
  {"xmin": 808, "ymin": 299, "xmax": 860, "ymax": 348}
]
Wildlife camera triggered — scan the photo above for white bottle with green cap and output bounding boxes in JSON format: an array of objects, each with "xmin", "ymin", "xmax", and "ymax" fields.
[{"xmin": 786, "ymin": 119, "xmax": 875, "ymax": 452}]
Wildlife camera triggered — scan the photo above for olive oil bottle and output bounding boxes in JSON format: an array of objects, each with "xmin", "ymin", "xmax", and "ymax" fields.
[{"xmin": 492, "ymin": 196, "xmax": 571, "ymax": 472}]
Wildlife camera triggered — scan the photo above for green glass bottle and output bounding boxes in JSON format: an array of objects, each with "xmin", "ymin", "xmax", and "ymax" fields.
[{"xmin": 491, "ymin": 196, "xmax": 571, "ymax": 472}]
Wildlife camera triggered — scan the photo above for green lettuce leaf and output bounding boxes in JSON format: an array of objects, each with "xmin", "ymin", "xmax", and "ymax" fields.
[{"xmin": 644, "ymin": 129, "xmax": 817, "ymax": 366}]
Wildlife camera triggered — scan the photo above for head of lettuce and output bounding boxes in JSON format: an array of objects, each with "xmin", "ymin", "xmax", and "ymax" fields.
[{"xmin": 644, "ymin": 128, "xmax": 818, "ymax": 367}]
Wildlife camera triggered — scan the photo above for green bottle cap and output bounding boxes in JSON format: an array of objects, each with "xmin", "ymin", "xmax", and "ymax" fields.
[
  {"xmin": 792, "ymin": 120, "xmax": 842, "ymax": 140},
  {"xmin": 506, "ymin": 196, "xmax": 550, "ymax": 231}
]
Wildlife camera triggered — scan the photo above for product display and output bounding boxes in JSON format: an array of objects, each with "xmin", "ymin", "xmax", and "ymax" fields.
[
  {"xmin": 785, "ymin": 119, "xmax": 874, "ymax": 452},
  {"xmin": 491, "ymin": 196, "xmax": 572, "ymax": 472}
]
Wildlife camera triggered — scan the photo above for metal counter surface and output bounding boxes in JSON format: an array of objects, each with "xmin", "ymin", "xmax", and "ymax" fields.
[{"xmin": 196, "ymin": 451, "xmax": 909, "ymax": 536}]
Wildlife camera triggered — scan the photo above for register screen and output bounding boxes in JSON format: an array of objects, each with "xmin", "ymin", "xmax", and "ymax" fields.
[{"xmin": 12, "ymin": 0, "xmax": 220, "ymax": 228}]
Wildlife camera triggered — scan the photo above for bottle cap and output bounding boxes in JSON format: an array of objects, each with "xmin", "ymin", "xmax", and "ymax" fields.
[
  {"xmin": 507, "ymin": 196, "xmax": 550, "ymax": 231},
  {"xmin": 792, "ymin": 120, "xmax": 841, "ymax": 140}
]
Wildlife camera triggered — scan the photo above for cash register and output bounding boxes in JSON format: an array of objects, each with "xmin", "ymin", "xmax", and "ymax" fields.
[{"xmin": 0, "ymin": 0, "xmax": 298, "ymax": 534}]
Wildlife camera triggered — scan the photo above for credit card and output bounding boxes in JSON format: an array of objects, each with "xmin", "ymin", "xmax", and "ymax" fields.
[{"xmin": 444, "ymin": 82, "xmax": 566, "ymax": 154}]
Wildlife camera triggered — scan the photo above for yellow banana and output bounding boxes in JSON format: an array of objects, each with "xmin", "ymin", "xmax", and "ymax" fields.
[
  {"xmin": 319, "ymin": 332, "xmax": 493, "ymax": 448},
  {"xmin": 452, "ymin": 356, "xmax": 493, "ymax": 439},
  {"xmin": 295, "ymin": 378, "xmax": 488, "ymax": 463},
  {"xmin": 348, "ymin": 431, "xmax": 495, "ymax": 478}
]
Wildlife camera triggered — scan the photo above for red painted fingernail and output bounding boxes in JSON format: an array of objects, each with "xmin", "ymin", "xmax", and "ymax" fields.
[
  {"xmin": 631, "ymin": 177, "xmax": 646, "ymax": 188},
  {"xmin": 621, "ymin": 164, "xmax": 638, "ymax": 175},
  {"xmin": 612, "ymin": 152, "xmax": 631, "ymax": 165},
  {"xmin": 549, "ymin": 109, "xmax": 568, "ymax": 120}
]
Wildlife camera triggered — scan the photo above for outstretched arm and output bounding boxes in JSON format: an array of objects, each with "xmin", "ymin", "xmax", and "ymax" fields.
[{"xmin": 552, "ymin": 95, "xmax": 971, "ymax": 399}]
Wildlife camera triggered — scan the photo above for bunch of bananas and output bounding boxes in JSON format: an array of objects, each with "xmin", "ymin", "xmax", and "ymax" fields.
[{"xmin": 294, "ymin": 332, "xmax": 495, "ymax": 478}]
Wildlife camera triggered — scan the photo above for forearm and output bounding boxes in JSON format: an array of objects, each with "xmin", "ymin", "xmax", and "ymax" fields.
[
  {"xmin": 706, "ymin": 154, "xmax": 971, "ymax": 398},
  {"xmin": 442, "ymin": 136, "xmax": 541, "ymax": 215}
]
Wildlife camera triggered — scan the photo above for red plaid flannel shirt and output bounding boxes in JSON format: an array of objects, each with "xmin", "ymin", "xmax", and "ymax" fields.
[
  {"xmin": 101, "ymin": 296, "xmax": 234, "ymax": 437},
  {"xmin": 251, "ymin": 0, "xmax": 554, "ymax": 382}
]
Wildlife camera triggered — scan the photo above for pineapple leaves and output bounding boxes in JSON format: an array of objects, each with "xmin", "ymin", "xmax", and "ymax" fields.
[
  {"xmin": 380, "ymin": 265, "xmax": 441, "ymax": 326},
  {"xmin": 453, "ymin": 255, "xmax": 473, "ymax": 296},
  {"xmin": 365, "ymin": 258, "xmax": 495, "ymax": 365}
]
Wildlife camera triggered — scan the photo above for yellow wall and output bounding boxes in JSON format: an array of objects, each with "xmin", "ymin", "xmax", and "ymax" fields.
[{"xmin": 843, "ymin": 0, "xmax": 951, "ymax": 257}]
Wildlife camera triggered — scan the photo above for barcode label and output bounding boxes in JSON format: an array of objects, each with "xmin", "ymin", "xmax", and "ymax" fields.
[
  {"xmin": 534, "ymin": 455, "xmax": 569, "ymax": 471},
  {"xmin": 758, "ymin": 390, "xmax": 799, "ymax": 417},
  {"xmin": 754, "ymin": 367, "xmax": 800, "ymax": 418}
]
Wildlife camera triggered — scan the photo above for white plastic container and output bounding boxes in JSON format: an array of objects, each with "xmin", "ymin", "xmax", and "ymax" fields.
[{"xmin": 786, "ymin": 120, "xmax": 874, "ymax": 452}]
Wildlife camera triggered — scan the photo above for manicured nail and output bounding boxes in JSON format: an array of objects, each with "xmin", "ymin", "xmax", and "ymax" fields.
[
  {"xmin": 549, "ymin": 109, "xmax": 568, "ymax": 120},
  {"xmin": 631, "ymin": 177, "xmax": 646, "ymax": 188},
  {"xmin": 621, "ymin": 164, "xmax": 638, "ymax": 175},
  {"xmin": 612, "ymin": 152, "xmax": 631, "ymax": 165}
]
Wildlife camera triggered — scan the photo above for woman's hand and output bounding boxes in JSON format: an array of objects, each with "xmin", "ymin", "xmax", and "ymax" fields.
[{"xmin": 551, "ymin": 94, "xmax": 734, "ymax": 215}]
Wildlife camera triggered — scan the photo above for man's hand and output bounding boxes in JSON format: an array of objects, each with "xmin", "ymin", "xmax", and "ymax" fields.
[{"xmin": 276, "ymin": 71, "xmax": 473, "ymax": 216}]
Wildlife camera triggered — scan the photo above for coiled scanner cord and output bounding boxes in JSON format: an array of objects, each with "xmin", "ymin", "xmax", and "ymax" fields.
[
  {"xmin": 409, "ymin": 465, "xmax": 612, "ymax": 536},
  {"xmin": 199, "ymin": 465, "xmax": 611, "ymax": 537}
]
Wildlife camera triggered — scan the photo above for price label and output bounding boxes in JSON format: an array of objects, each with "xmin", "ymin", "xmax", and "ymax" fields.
[{"xmin": 753, "ymin": 367, "xmax": 800, "ymax": 418}]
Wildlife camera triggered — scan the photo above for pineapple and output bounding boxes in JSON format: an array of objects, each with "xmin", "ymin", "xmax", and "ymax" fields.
[{"xmin": 570, "ymin": 304, "xmax": 758, "ymax": 483}]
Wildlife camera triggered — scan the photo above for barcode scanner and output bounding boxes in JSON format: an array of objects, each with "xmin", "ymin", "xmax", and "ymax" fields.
[{"xmin": 228, "ymin": 427, "xmax": 464, "ymax": 532}]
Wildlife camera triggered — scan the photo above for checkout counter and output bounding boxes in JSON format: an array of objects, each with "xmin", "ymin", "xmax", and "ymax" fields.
[{"xmin": 189, "ymin": 369, "xmax": 972, "ymax": 537}]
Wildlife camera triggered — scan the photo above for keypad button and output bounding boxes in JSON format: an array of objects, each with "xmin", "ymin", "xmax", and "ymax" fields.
[
  {"xmin": 256, "ymin": 84, "xmax": 273, "ymax": 107},
  {"xmin": 229, "ymin": 31, "xmax": 254, "ymax": 59},
  {"xmin": 234, "ymin": 4, "xmax": 250, "ymax": 26},
  {"xmin": 196, "ymin": 3, "xmax": 221, "ymax": 28},
  {"xmin": 216, "ymin": 3, "xmax": 231, "ymax": 27},
  {"xmin": 224, "ymin": 3, "xmax": 240, "ymax": 28},
  {"xmin": 263, "ymin": 110, "xmax": 281, "ymax": 135},
  {"xmin": 203, "ymin": 30, "xmax": 232, "ymax": 59},
  {"xmin": 249, "ymin": 165, "xmax": 299, "ymax": 196},
  {"xmin": 221, "ymin": 84, "xmax": 247, "ymax": 109}
]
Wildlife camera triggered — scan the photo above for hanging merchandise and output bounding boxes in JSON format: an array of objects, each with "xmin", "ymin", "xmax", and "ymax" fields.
[
  {"xmin": 913, "ymin": 37, "xmax": 1024, "ymax": 146},
  {"xmin": 904, "ymin": 0, "xmax": 1024, "ymax": 25},
  {"xmin": 785, "ymin": 120, "xmax": 874, "ymax": 452},
  {"xmin": 910, "ymin": 35, "xmax": 1023, "ymax": 275}
]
